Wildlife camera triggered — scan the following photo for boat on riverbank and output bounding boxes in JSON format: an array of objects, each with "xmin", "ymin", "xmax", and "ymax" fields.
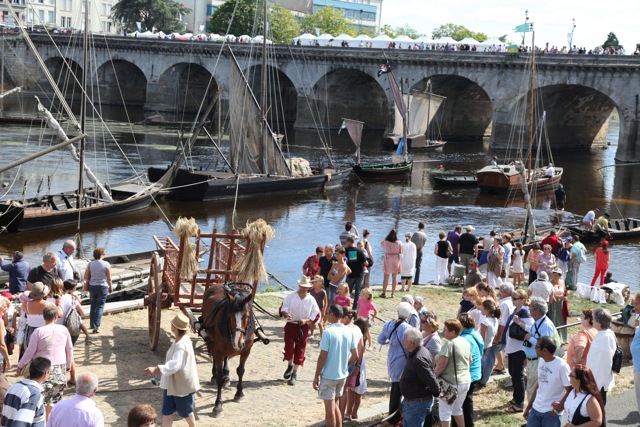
[{"xmin": 568, "ymin": 217, "xmax": 640, "ymax": 243}]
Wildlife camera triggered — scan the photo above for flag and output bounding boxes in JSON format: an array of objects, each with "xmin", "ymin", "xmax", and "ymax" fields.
[
  {"xmin": 514, "ymin": 23, "xmax": 532, "ymax": 33},
  {"xmin": 377, "ymin": 61, "xmax": 390, "ymax": 77},
  {"xmin": 425, "ymin": 79, "xmax": 431, "ymax": 92},
  {"xmin": 396, "ymin": 136, "xmax": 405, "ymax": 155},
  {"xmin": 136, "ymin": 21, "xmax": 142, "ymax": 31},
  {"xmin": 338, "ymin": 120, "xmax": 347, "ymax": 134}
]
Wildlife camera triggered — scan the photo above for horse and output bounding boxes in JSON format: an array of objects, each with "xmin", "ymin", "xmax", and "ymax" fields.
[{"xmin": 201, "ymin": 282, "xmax": 255, "ymax": 415}]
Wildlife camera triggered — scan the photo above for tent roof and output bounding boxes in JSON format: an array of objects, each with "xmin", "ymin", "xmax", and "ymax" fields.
[
  {"xmin": 479, "ymin": 37, "xmax": 506, "ymax": 46},
  {"xmin": 433, "ymin": 36, "xmax": 458, "ymax": 44},
  {"xmin": 394, "ymin": 35, "xmax": 414, "ymax": 42},
  {"xmin": 413, "ymin": 35, "xmax": 432, "ymax": 43},
  {"xmin": 317, "ymin": 33, "xmax": 334, "ymax": 40},
  {"xmin": 372, "ymin": 34, "xmax": 392, "ymax": 41},
  {"xmin": 458, "ymin": 37, "xmax": 479, "ymax": 45},
  {"xmin": 297, "ymin": 33, "xmax": 316, "ymax": 40},
  {"xmin": 354, "ymin": 34, "xmax": 372, "ymax": 40},
  {"xmin": 334, "ymin": 33, "xmax": 354, "ymax": 41}
]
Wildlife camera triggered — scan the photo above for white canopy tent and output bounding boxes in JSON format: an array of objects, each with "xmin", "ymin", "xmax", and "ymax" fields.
[
  {"xmin": 393, "ymin": 35, "xmax": 415, "ymax": 44},
  {"xmin": 371, "ymin": 34, "xmax": 393, "ymax": 49},
  {"xmin": 458, "ymin": 37, "xmax": 479, "ymax": 45},
  {"xmin": 334, "ymin": 33, "xmax": 354, "ymax": 46},
  {"xmin": 355, "ymin": 34, "xmax": 372, "ymax": 40},
  {"xmin": 316, "ymin": 33, "xmax": 335, "ymax": 46},
  {"xmin": 433, "ymin": 36, "xmax": 459, "ymax": 45},
  {"xmin": 479, "ymin": 37, "xmax": 506, "ymax": 47},
  {"xmin": 414, "ymin": 35, "xmax": 433, "ymax": 43},
  {"xmin": 296, "ymin": 33, "xmax": 316, "ymax": 45}
]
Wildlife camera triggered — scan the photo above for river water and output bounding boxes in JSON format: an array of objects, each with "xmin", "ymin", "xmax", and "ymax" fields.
[{"xmin": 0, "ymin": 113, "xmax": 638, "ymax": 292}]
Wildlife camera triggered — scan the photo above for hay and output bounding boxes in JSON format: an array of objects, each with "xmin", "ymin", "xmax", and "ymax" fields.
[
  {"xmin": 233, "ymin": 219, "xmax": 275, "ymax": 283},
  {"xmin": 174, "ymin": 217, "xmax": 199, "ymax": 280}
]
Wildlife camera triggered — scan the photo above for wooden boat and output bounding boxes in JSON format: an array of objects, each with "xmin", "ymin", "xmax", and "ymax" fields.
[
  {"xmin": 149, "ymin": 32, "xmax": 351, "ymax": 201},
  {"xmin": 352, "ymin": 160, "xmax": 413, "ymax": 179},
  {"xmin": 476, "ymin": 26, "xmax": 563, "ymax": 194},
  {"xmin": 433, "ymin": 174, "xmax": 478, "ymax": 186},
  {"xmin": 382, "ymin": 85, "xmax": 447, "ymax": 151},
  {"xmin": 0, "ymin": 6, "xmax": 161, "ymax": 233},
  {"xmin": 568, "ymin": 218, "xmax": 640, "ymax": 243}
]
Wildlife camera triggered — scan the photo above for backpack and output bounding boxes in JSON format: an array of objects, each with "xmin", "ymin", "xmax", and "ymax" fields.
[
  {"xmin": 574, "ymin": 244, "xmax": 587, "ymax": 264},
  {"xmin": 64, "ymin": 305, "xmax": 82, "ymax": 337}
]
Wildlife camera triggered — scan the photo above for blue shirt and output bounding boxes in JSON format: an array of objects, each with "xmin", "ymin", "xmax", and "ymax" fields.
[
  {"xmin": 377, "ymin": 319, "xmax": 411, "ymax": 382},
  {"xmin": 632, "ymin": 319, "xmax": 640, "ymax": 371},
  {"xmin": 524, "ymin": 316, "xmax": 556, "ymax": 359},
  {"xmin": 319, "ymin": 323, "xmax": 356, "ymax": 381},
  {"xmin": 460, "ymin": 328, "xmax": 484, "ymax": 382},
  {"xmin": 0, "ymin": 259, "xmax": 31, "ymax": 294}
]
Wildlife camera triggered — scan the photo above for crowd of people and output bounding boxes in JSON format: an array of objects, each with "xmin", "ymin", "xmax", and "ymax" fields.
[
  {"xmin": 288, "ymin": 220, "xmax": 626, "ymax": 427},
  {"xmin": 0, "ymin": 239, "xmax": 167, "ymax": 426}
]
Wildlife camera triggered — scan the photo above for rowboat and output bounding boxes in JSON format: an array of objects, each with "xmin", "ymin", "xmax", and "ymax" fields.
[
  {"xmin": 433, "ymin": 174, "xmax": 478, "ymax": 186},
  {"xmin": 568, "ymin": 218, "xmax": 640, "ymax": 243}
]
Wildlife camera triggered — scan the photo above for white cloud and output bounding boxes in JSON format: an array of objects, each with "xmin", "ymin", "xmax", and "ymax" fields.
[{"xmin": 381, "ymin": 0, "xmax": 639, "ymax": 51}]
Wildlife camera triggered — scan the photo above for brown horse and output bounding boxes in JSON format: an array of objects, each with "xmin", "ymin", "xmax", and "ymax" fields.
[{"xmin": 201, "ymin": 283, "xmax": 255, "ymax": 415}]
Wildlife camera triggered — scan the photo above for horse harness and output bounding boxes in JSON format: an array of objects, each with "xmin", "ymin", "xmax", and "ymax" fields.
[{"xmin": 200, "ymin": 283, "xmax": 256, "ymax": 348}]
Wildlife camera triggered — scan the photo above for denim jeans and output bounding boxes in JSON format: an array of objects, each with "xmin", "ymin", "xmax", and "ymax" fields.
[
  {"xmin": 347, "ymin": 275, "xmax": 364, "ymax": 310},
  {"xmin": 327, "ymin": 284, "xmax": 337, "ymax": 304},
  {"xmin": 508, "ymin": 350, "xmax": 526, "ymax": 407},
  {"xmin": 481, "ymin": 344, "xmax": 503, "ymax": 385},
  {"xmin": 402, "ymin": 398, "xmax": 433, "ymax": 427},
  {"xmin": 89, "ymin": 286, "xmax": 109, "ymax": 329},
  {"xmin": 526, "ymin": 407, "xmax": 561, "ymax": 427},
  {"xmin": 414, "ymin": 250, "xmax": 423, "ymax": 285}
]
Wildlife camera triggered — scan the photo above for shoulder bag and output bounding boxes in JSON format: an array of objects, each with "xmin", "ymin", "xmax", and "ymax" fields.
[
  {"xmin": 437, "ymin": 340, "xmax": 459, "ymax": 404},
  {"xmin": 508, "ymin": 309, "xmax": 527, "ymax": 341},
  {"xmin": 612, "ymin": 333, "xmax": 623, "ymax": 374},
  {"xmin": 64, "ymin": 303, "xmax": 82, "ymax": 337}
]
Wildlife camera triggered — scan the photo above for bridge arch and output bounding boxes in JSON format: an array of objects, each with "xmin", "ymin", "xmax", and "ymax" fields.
[
  {"xmin": 95, "ymin": 60, "xmax": 147, "ymax": 106},
  {"xmin": 42, "ymin": 57, "xmax": 82, "ymax": 101},
  {"xmin": 245, "ymin": 65, "xmax": 297, "ymax": 128},
  {"xmin": 150, "ymin": 63, "xmax": 217, "ymax": 113}
]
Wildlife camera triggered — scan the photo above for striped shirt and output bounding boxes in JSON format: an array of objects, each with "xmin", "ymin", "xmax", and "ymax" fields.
[{"xmin": 2, "ymin": 379, "xmax": 45, "ymax": 427}]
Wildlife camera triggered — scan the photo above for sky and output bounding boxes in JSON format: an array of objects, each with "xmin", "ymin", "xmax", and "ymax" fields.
[{"xmin": 380, "ymin": 0, "xmax": 638, "ymax": 51}]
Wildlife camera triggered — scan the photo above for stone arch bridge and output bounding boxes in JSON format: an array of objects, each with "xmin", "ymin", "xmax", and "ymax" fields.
[{"xmin": 5, "ymin": 34, "xmax": 640, "ymax": 162}]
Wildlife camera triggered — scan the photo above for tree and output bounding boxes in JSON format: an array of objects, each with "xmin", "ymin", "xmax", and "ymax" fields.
[
  {"xmin": 269, "ymin": 4, "xmax": 300, "ymax": 44},
  {"xmin": 603, "ymin": 32, "xmax": 622, "ymax": 50},
  {"xmin": 300, "ymin": 7, "xmax": 354, "ymax": 36},
  {"xmin": 432, "ymin": 23, "xmax": 488, "ymax": 42},
  {"xmin": 380, "ymin": 24, "xmax": 423, "ymax": 39},
  {"xmin": 209, "ymin": 0, "xmax": 262, "ymax": 36},
  {"xmin": 111, "ymin": 0, "xmax": 190, "ymax": 33}
]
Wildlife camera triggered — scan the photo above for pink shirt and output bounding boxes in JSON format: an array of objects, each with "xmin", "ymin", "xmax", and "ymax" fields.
[
  {"xmin": 357, "ymin": 298, "xmax": 376, "ymax": 318},
  {"xmin": 335, "ymin": 295, "xmax": 351, "ymax": 308},
  {"xmin": 19, "ymin": 323, "xmax": 73, "ymax": 369}
]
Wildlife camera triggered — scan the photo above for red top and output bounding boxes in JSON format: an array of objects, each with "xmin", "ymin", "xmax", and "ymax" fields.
[
  {"xmin": 594, "ymin": 247, "xmax": 609, "ymax": 270},
  {"xmin": 302, "ymin": 255, "xmax": 319, "ymax": 277},
  {"xmin": 541, "ymin": 234, "xmax": 562, "ymax": 254}
]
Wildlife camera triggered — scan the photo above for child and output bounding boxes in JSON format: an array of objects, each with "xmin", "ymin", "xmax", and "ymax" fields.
[
  {"xmin": 356, "ymin": 288, "xmax": 377, "ymax": 323},
  {"xmin": 309, "ymin": 275, "xmax": 327, "ymax": 339},
  {"xmin": 458, "ymin": 287, "xmax": 477, "ymax": 315},
  {"xmin": 345, "ymin": 317, "xmax": 370, "ymax": 421},
  {"xmin": 469, "ymin": 295, "xmax": 485, "ymax": 333},
  {"xmin": 335, "ymin": 283, "xmax": 351, "ymax": 308},
  {"xmin": 511, "ymin": 242, "xmax": 525, "ymax": 287}
]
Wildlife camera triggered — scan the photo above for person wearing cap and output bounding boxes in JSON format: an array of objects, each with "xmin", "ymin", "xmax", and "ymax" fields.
[
  {"xmin": 26, "ymin": 251, "xmax": 63, "ymax": 290},
  {"xmin": 549, "ymin": 267, "xmax": 568, "ymax": 343},
  {"xmin": 400, "ymin": 233, "xmax": 417, "ymax": 292},
  {"xmin": 410, "ymin": 222, "xmax": 428, "ymax": 286},
  {"xmin": 554, "ymin": 184, "xmax": 566, "ymax": 212},
  {"xmin": 19, "ymin": 282, "xmax": 62, "ymax": 359},
  {"xmin": 458, "ymin": 225, "xmax": 479, "ymax": 274},
  {"xmin": 593, "ymin": 213, "xmax": 612, "ymax": 238},
  {"xmin": 0, "ymin": 252, "xmax": 31, "ymax": 294},
  {"xmin": 590, "ymin": 240, "xmax": 610, "ymax": 289},
  {"xmin": 145, "ymin": 313, "xmax": 199, "ymax": 427},
  {"xmin": 377, "ymin": 302, "xmax": 413, "ymax": 425},
  {"xmin": 280, "ymin": 275, "xmax": 320, "ymax": 386},
  {"xmin": 17, "ymin": 305, "xmax": 72, "ymax": 419},
  {"xmin": 582, "ymin": 208, "xmax": 599, "ymax": 231}
]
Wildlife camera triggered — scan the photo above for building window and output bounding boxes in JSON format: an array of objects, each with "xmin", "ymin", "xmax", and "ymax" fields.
[{"xmin": 48, "ymin": 11, "xmax": 54, "ymax": 23}]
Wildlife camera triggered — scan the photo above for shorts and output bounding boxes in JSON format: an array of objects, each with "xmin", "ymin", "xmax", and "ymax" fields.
[
  {"xmin": 162, "ymin": 389, "xmax": 195, "ymax": 418},
  {"xmin": 317, "ymin": 377, "xmax": 346, "ymax": 401},
  {"xmin": 400, "ymin": 276, "xmax": 412, "ymax": 280},
  {"xmin": 437, "ymin": 382, "xmax": 470, "ymax": 421}
]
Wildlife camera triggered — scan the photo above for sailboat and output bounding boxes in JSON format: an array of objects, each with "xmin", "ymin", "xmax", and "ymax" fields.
[
  {"xmin": 382, "ymin": 83, "xmax": 447, "ymax": 151},
  {"xmin": 0, "ymin": 2, "xmax": 161, "ymax": 234},
  {"xmin": 147, "ymin": 3, "xmax": 351, "ymax": 201},
  {"xmin": 477, "ymin": 27, "xmax": 563, "ymax": 194},
  {"xmin": 349, "ymin": 62, "xmax": 413, "ymax": 179}
]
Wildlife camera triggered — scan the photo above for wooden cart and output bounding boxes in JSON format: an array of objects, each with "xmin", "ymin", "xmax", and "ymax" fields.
[{"xmin": 145, "ymin": 227, "xmax": 255, "ymax": 350}]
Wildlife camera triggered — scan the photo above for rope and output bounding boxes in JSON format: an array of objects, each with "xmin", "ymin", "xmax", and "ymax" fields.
[{"xmin": 253, "ymin": 301, "xmax": 280, "ymax": 320}]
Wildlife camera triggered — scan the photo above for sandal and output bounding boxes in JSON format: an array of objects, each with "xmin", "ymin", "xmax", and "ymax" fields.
[
  {"xmin": 379, "ymin": 293, "xmax": 387, "ymax": 299},
  {"xmin": 492, "ymin": 369, "xmax": 506, "ymax": 375},
  {"xmin": 503, "ymin": 399, "xmax": 517, "ymax": 407},
  {"xmin": 506, "ymin": 405, "xmax": 523, "ymax": 413}
]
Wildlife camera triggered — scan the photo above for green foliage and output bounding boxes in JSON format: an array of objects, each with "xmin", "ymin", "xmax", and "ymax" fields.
[
  {"xmin": 432, "ymin": 23, "xmax": 488, "ymax": 42},
  {"xmin": 300, "ymin": 6, "xmax": 354, "ymax": 36},
  {"xmin": 380, "ymin": 24, "xmax": 423, "ymax": 39},
  {"xmin": 358, "ymin": 27, "xmax": 377, "ymax": 38},
  {"xmin": 111, "ymin": 0, "xmax": 190, "ymax": 33},
  {"xmin": 269, "ymin": 4, "xmax": 301, "ymax": 44},
  {"xmin": 603, "ymin": 32, "xmax": 622, "ymax": 50},
  {"xmin": 208, "ymin": 0, "xmax": 262, "ymax": 36}
]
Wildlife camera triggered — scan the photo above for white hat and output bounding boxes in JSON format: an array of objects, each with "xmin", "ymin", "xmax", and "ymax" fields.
[
  {"xmin": 297, "ymin": 276, "xmax": 313, "ymax": 288},
  {"xmin": 466, "ymin": 225, "xmax": 475, "ymax": 231}
]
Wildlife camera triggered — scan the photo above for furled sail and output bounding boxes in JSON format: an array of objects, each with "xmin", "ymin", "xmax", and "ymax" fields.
[
  {"xmin": 408, "ymin": 92, "xmax": 445, "ymax": 136},
  {"xmin": 228, "ymin": 49, "xmax": 291, "ymax": 176},
  {"xmin": 339, "ymin": 118, "xmax": 364, "ymax": 164}
]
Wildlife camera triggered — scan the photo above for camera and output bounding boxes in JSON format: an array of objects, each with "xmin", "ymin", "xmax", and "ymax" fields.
[{"xmin": 522, "ymin": 341, "xmax": 532, "ymax": 348}]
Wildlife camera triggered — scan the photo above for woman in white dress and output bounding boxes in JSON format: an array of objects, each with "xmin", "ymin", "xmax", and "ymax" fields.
[
  {"xmin": 400, "ymin": 233, "xmax": 417, "ymax": 292},
  {"xmin": 511, "ymin": 242, "xmax": 525, "ymax": 287}
]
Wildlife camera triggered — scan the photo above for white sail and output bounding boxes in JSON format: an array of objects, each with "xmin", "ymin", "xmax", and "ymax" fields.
[{"xmin": 409, "ymin": 92, "xmax": 445, "ymax": 136}]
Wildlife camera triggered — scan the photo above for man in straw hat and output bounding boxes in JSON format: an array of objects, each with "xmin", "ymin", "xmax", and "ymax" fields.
[
  {"xmin": 145, "ymin": 314, "xmax": 199, "ymax": 427},
  {"xmin": 279, "ymin": 275, "xmax": 321, "ymax": 386}
]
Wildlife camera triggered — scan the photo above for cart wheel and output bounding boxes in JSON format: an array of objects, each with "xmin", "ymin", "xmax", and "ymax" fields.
[{"xmin": 148, "ymin": 252, "xmax": 162, "ymax": 350}]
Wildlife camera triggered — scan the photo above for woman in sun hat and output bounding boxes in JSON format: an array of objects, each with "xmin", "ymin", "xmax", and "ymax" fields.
[
  {"xmin": 19, "ymin": 281, "xmax": 62, "ymax": 359},
  {"xmin": 549, "ymin": 267, "xmax": 569, "ymax": 343},
  {"xmin": 145, "ymin": 313, "xmax": 200, "ymax": 426}
]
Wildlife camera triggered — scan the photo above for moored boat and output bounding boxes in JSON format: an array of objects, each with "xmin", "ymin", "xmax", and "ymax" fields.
[
  {"xmin": 352, "ymin": 161, "xmax": 413, "ymax": 179},
  {"xmin": 477, "ymin": 163, "xmax": 563, "ymax": 193},
  {"xmin": 568, "ymin": 217, "xmax": 640, "ymax": 243},
  {"xmin": 433, "ymin": 174, "xmax": 478, "ymax": 186}
]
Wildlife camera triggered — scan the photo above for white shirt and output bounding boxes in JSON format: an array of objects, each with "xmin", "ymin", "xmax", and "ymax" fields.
[
  {"xmin": 401, "ymin": 241, "xmax": 417, "ymax": 277},
  {"xmin": 586, "ymin": 329, "xmax": 617, "ymax": 391},
  {"xmin": 545, "ymin": 166, "xmax": 554, "ymax": 177},
  {"xmin": 158, "ymin": 345, "xmax": 186, "ymax": 390},
  {"xmin": 481, "ymin": 317, "xmax": 498, "ymax": 348},
  {"xmin": 505, "ymin": 311, "xmax": 533, "ymax": 354},
  {"xmin": 56, "ymin": 250, "xmax": 76, "ymax": 281},
  {"xmin": 498, "ymin": 297, "xmax": 515, "ymax": 327},
  {"xmin": 533, "ymin": 356, "xmax": 571, "ymax": 413},
  {"xmin": 583, "ymin": 210, "xmax": 596, "ymax": 224},
  {"xmin": 529, "ymin": 280, "xmax": 554, "ymax": 301},
  {"xmin": 46, "ymin": 394, "xmax": 104, "ymax": 427},
  {"xmin": 564, "ymin": 391, "xmax": 593, "ymax": 423},
  {"xmin": 281, "ymin": 291, "xmax": 320, "ymax": 323}
]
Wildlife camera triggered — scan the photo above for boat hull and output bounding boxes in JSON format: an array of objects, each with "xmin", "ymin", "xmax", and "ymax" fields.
[
  {"xmin": 381, "ymin": 134, "xmax": 446, "ymax": 151},
  {"xmin": 0, "ymin": 184, "xmax": 159, "ymax": 233},
  {"xmin": 148, "ymin": 166, "xmax": 352, "ymax": 201},
  {"xmin": 433, "ymin": 174, "xmax": 478, "ymax": 186},
  {"xmin": 352, "ymin": 161, "xmax": 413, "ymax": 179},
  {"xmin": 568, "ymin": 218, "xmax": 640, "ymax": 243},
  {"xmin": 477, "ymin": 165, "xmax": 563, "ymax": 193}
]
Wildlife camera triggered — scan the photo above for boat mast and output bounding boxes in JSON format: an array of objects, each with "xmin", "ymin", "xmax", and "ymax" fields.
[
  {"xmin": 426, "ymin": 84, "xmax": 431, "ymax": 140},
  {"xmin": 522, "ymin": 24, "xmax": 537, "ymax": 243},
  {"xmin": 1, "ymin": 37, "xmax": 3, "ymax": 119},
  {"xmin": 527, "ymin": 29, "xmax": 535, "ymax": 178},
  {"xmin": 260, "ymin": 0, "xmax": 269, "ymax": 174},
  {"xmin": 402, "ymin": 78, "xmax": 408, "ymax": 162},
  {"xmin": 77, "ymin": 0, "xmax": 89, "ymax": 214}
]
